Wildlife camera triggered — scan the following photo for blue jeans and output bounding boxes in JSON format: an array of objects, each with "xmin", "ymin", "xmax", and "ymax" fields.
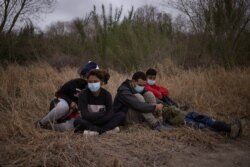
[{"xmin": 184, "ymin": 112, "xmax": 230, "ymax": 132}]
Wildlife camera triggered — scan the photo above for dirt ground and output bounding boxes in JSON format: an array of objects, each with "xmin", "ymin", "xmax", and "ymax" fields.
[
  {"xmin": 88, "ymin": 125, "xmax": 250, "ymax": 167},
  {"xmin": 1, "ymin": 122, "xmax": 250, "ymax": 167}
]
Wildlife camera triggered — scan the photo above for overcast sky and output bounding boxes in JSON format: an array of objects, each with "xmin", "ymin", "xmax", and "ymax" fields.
[{"xmin": 37, "ymin": 0, "xmax": 178, "ymax": 30}]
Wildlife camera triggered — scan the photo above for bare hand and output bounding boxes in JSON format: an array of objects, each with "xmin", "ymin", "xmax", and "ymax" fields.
[
  {"xmin": 70, "ymin": 102, "xmax": 77, "ymax": 109},
  {"xmin": 154, "ymin": 103, "xmax": 163, "ymax": 115}
]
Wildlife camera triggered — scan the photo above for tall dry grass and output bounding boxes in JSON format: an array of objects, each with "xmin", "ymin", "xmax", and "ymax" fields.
[{"xmin": 0, "ymin": 61, "xmax": 249, "ymax": 166}]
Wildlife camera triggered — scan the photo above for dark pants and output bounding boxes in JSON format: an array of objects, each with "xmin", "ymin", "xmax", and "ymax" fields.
[
  {"xmin": 162, "ymin": 96, "xmax": 178, "ymax": 107},
  {"xmin": 184, "ymin": 112, "xmax": 231, "ymax": 132},
  {"xmin": 74, "ymin": 112, "xmax": 125, "ymax": 134}
]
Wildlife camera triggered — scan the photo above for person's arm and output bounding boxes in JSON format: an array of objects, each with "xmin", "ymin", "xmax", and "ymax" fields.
[
  {"xmin": 78, "ymin": 92, "xmax": 105, "ymax": 121},
  {"xmin": 154, "ymin": 84, "xmax": 169, "ymax": 97},
  {"xmin": 93, "ymin": 91, "xmax": 114, "ymax": 124},
  {"xmin": 145, "ymin": 84, "xmax": 163, "ymax": 99},
  {"xmin": 119, "ymin": 89, "xmax": 155, "ymax": 113},
  {"xmin": 58, "ymin": 79, "xmax": 88, "ymax": 104},
  {"xmin": 56, "ymin": 81, "xmax": 78, "ymax": 104},
  {"xmin": 57, "ymin": 94, "xmax": 73, "ymax": 105}
]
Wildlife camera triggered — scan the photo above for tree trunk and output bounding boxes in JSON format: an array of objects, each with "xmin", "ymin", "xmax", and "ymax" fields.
[
  {"xmin": 7, "ymin": 0, "xmax": 26, "ymax": 34},
  {"xmin": 0, "ymin": 0, "xmax": 10, "ymax": 34}
]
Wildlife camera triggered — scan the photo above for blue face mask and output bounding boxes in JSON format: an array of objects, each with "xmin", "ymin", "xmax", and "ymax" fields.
[
  {"xmin": 134, "ymin": 84, "xmax": 144, "ymax": 93},
  {"xmin": 147, "ymin": 79, "xmax": 156, "ymax": 85},
  {"xmin": 88, "ymin": 82, "xmax": 101, "ymax": 92}
]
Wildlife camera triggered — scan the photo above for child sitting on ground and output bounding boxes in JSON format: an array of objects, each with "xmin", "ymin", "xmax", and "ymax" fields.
[{"xmin": 145, "ymin": 68, "xmax": 178, "ymax": 107}]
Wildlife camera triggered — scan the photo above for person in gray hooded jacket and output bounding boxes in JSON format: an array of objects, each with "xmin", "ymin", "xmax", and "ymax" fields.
[{"xmin": 113, "ymin": 71, "xmax": 170, "ymax": 131}]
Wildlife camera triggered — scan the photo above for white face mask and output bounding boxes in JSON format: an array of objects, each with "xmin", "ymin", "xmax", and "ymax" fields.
[
  {"xmin": 134, "ymin": 84, "xmax": 144, "ymax": 93},
  {"xmin": 147, "ymin": 79, "xmax": 156, "ymax": 85},
  {"xmin": 88, "ymin": 82, "xmax": 101, "ymax": 92}
]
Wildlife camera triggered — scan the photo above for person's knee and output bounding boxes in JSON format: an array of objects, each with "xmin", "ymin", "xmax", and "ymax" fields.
[
  {"xmin": 144, "ymin": 91, "xmax": 154, "ymax": 97},
  {"xmin": 143, "ymin": 91, "xmax": 155, "ymax": 99},
  {"xmin": 56, "ymin": 100, "xmax": 69, "ymax": 112},
  {"xmin": 134, "ymin": 93, "xmax": 145, "ymax": 102}
]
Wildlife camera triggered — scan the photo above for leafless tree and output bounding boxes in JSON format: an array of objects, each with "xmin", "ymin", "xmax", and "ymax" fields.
[
  {"xmin": 0, "ymin": 0, "xmax": 56, "ymax": 34},
  {"xmin": 167, "ymin": 0, "xmax": 250, "ymax": 40},
  {"xmin": 166, "ymin": 0, "xmax": 250, "ymax": 67}
]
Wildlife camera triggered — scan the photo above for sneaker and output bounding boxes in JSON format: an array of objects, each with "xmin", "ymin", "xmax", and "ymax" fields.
[
  {"xmin": 230, "ymin": 119, "xmax": 246, "ymax": 138},
  {"xmin": 152, "ymin": 122, "xmax": 172, "ymax": 132},
  {"xmin": 105, "ymin": 127, "xmax": 120, "ymax": 134},
  {"xmin": 35, "ymin": 120, "xmax": 49, "ymax": 129},
  {"xmin": 83, "ymin": 130, "xmax": 99, "ymax": 136},
  {"xmin": 238, "ymin": 119, "xmax": 246, "ymax": 136},
  {"xmin": 230, "ymin": 120, "xmax": 241, "ymax": 139}
]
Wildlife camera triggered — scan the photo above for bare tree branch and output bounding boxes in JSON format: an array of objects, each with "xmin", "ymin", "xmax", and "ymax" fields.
[
  {"xmin": 7, "ymin": 0, "xmax": 26, "ymax": 34},
  {"xmin": 0, "ymin": 0, "xmax": 56, "ymax": 34},
  {"xmin": 232, "ymin": 13, "xmax": 250, "ymax": 49},
  {"xmin": 0, "ymin": 0, "xmax": 11, "ymax": 33}
]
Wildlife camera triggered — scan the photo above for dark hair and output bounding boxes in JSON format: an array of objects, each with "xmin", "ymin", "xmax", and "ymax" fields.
[
  {"xmin": 132, "ymin": 71, "xmax": 146, "ymax": 81},
  {"xmin": 87, "ymin": 69, "xmax": 104, "ymax": 81},
  {"xmin": 146, "ymin": 68, "xmax": 157, "ymax": 76},
  {"xmin": 101, "ymin": 70, "xmax": 110, "ymax": 84}
]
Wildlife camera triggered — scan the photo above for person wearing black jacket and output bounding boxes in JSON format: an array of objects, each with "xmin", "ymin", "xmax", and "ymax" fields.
[
  {"xmin": 37, "ymin": 61, "xmax": 99, "ymax": 131},
  {"xmin": 113, "ymin": 72, "xmax": 170, "ymax": 131},
  {"xmin": 74, "ymin": 70, "xmax": 125, "ymax": 134}
]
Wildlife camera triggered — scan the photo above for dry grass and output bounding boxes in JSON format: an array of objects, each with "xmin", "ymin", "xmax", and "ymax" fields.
[{"xmin": 0, "ymin": 61, "xmax": 250, "ymax": 167}]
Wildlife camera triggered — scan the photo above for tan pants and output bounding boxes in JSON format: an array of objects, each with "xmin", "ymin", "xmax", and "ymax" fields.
[{"xmin": 127, "ymin": 91, "xmax": 162, "ymax": 126}]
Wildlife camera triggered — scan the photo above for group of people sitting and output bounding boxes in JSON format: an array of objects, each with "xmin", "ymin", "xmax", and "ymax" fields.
[{"xmin": 36, "ymin": 61, "xmax": 245, "ymax": 138}]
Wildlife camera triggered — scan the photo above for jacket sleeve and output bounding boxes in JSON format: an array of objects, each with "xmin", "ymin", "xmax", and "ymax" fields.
[
  {"xmin": 93, "ymin": 92, "xmax": 114, "ymax": 124},
  {"xmin": 157, "ymin": 85, "xmax": 169, "ymax": 97},
  {"xmin": 78, "ymin": 92, "xmax": 105, "ymax": 121},
  {"xmin": 118, "ymin": 89, "xmax": 155, "ymax": 113},
  {"xmin": 56, "ymin": 83, "xmax": 78, "ymax": 104},
  {"xmin": 145, "ymin": 84, "xmax": 163, "ymax": 99}
]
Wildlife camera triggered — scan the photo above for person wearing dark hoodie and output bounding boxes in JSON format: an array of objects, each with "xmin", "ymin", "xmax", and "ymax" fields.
[
  {"xmin": 36, "ymin": 61, "xmax": 99, "ymax": 131},
  {"xmin": 113, "ymin": 71, "xmax": 170, "ymax": 131},
  {"xmin": 74, "ymin": 70, "xmax": 125, "ymax": 135}
]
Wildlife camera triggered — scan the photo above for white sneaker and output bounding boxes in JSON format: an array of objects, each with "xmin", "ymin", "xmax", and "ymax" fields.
[
  {"xmin": 83, "ymin": 130, "xmax": 99, "ymax": 136},
  {"xmin": 105, "ymin": 127, "xmax": 120, "ymax": 134}
]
